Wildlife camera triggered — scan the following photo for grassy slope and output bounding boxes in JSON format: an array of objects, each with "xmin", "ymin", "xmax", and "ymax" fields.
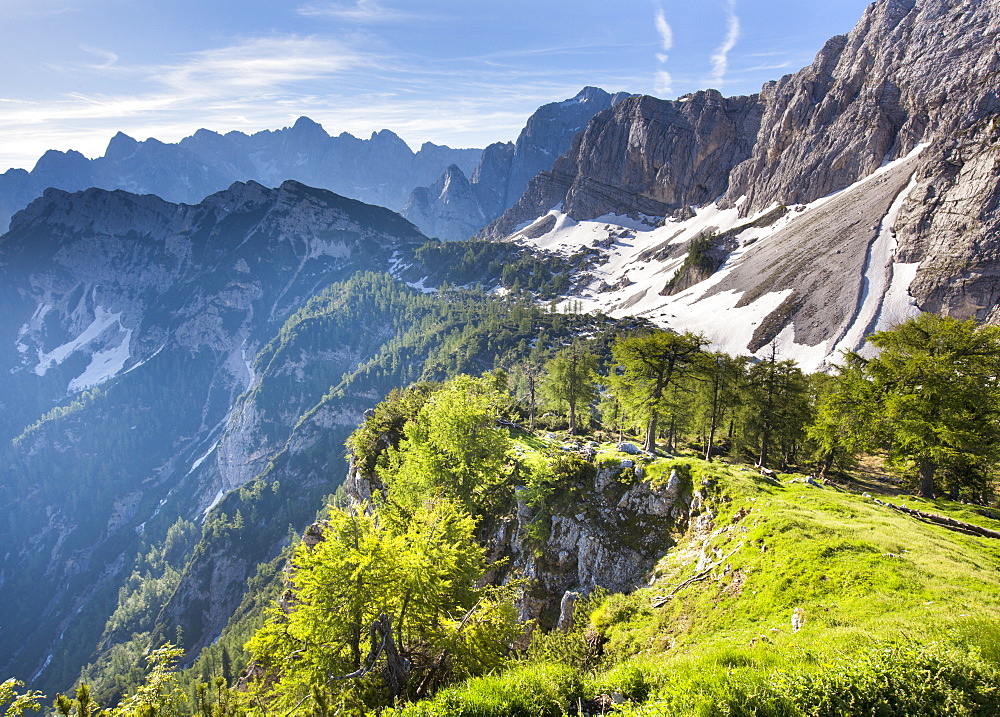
[{"xmin": 400, "ymin": 448, "xmax": 1000, "ymax": 716}]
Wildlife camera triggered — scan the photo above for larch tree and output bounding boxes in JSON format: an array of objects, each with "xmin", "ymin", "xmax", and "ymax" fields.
[
  {"xmin": 842, "ymin": 314, "xmax": 1000, "ymax": 498},
  {"xmin": 541, "ymin": 343, "xmax": 598, "ymax": 435},
  {"xmin": 611, "ymin": 330, "xmax": 708, "ymax": 452}
]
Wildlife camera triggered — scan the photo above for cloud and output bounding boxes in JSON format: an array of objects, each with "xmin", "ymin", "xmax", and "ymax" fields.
[
  {"xmin": 654, "ymin": 69, "xmax": 673, "ymax": 96},
  {"xmin": 731, "ymin": 61, "xmax": 792, "ymax": 74},
  {"xmin": 654, "ymin": 7, "xmax": 673, "ymax": 52},
  {"xmin": 296, "ymin": 0, "xmax": 415, "ymax": 23},
  {"xmin": 709, "ymin": 0, "xmax": 741, "ymax": 87},
  {"xmin": 154, "ymin": 36, "xmax": 367, "ymax": 96},
  {"xmin": 652, "ymin": 5, "xmax": 673, "ymax": 98},
  {"xmin": 78, "ymin": 45, "xmax": 119, "ymax": 70}
]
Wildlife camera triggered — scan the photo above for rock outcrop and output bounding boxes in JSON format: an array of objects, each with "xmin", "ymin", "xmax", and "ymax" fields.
[
  {"xmin": 479, "ymin": 90, "xmax": 761, "ymax": 239},
  {"xmin": 346, "ymin": 452, "xmax": 693, "ymax": 629}
]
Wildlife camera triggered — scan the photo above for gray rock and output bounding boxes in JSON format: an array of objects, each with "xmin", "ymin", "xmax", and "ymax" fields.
[
  {"xmin": 480, "ymin": 90, "xmax": 761, "ymax": 239},
  {"xmin": 406, "ymin": 87, "xmax": 631, "ymax": 240},
  {"xmin": 0, "ymin": 117, "xmax": 482, "ymax": 232}
]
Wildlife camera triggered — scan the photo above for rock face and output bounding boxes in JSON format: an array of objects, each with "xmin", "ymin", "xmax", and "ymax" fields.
[
  {"xmin": 505, "ymin": 461, "xmax": 691, "ymax": 627},
  {"xmin": 479, "ymin": 90, "xmax": 762, "ymax": 240},
  {"xmin": 401, "ymin": 165, "xmax": 485, "ymax": 241},
  {"xmin": 483, "ymin": 0, "xmax": 1000, "ymax": 365},
  {"xmin": 346, "ymin": 454, "xmax": 692, "ymax": 628},
  {"xmin": 0, "ymin": 117, "xmax": 481, "ymax": 232},
  {"xmin": 720, "ymin": 0, "xmax": 1000, "ymax": 216},
  {"xmin": 0, "ymin": 182, "xmax": 429, "ymax": 692},
  {"xmin": 402, "ymin": 87, "xmax": 631, "ymax": 240}
]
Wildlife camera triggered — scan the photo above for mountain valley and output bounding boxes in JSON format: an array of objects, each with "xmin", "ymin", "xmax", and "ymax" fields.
[{"xmin": 1, "ymin": 0, "xmax": 1000, "ymax": 713}]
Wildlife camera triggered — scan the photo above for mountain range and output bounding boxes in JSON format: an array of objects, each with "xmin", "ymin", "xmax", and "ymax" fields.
[{"xmin": 1, "ymin": 0, "xmax": 999, "ymax": 698}]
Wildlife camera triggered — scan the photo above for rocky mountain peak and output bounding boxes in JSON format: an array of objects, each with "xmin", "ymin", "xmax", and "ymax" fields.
[
  {"xmin": 721, "ymin": 0, "xmax": 999, "ymax": 215},
  {"xmin": 291, "ymin": 115, "xmax": 325, "ymax": 133},
  {"xmin": 402, "ymin": 87, "xmax": 630, "ymax": 240},
  {"xmin": 0, "ymin": 118, "xmax": 481, "ymax": 233},
  {"xmin": 571, "ymin": 86, "xmax": 611, "ymax": 103},
  {"xmin": 369, "ymin": 128, "xmax": 412, "ymax": 154},
  {"xmin": 104, "ymin": 131, "xmax": 140, "ymax": 162},
  {"xmin": 30, "ymin": 148, "xmax": 90, "ymax": 182}
]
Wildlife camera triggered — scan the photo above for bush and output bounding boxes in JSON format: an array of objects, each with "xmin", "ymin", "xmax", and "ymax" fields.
[{"xmin": 395, "ymin": 663, "xmax": 585, "ymax": 717}]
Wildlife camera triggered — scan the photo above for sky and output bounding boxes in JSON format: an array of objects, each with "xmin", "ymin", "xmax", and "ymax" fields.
[{"xmin": 0, "ymin": 0, "xmax": 874, "ymax": 171}]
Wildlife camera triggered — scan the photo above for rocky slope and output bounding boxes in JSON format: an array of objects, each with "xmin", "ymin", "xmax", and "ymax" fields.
[
  {"xmin": 0, "ymin": 118, "xmax": 481, "ymax": 232},
  {"xmin": 402, "ymin": 87, "xmax": 631, "ymax": 240},
  {"xmin": 478, "ymin": 0, "xmax": 1000, "ymax": 369},
  {"xmin": 0, "ymin": 182, "xmax": 431, "ymax": 692},
  {"xmin": 346, "ymin": 433, "xmax": 694, "ymax": 630}
]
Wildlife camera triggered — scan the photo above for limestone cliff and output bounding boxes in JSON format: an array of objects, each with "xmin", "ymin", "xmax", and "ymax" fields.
[
  {"xmin": 346, "ymin": 445, "xmax": 695, "ymax": 628},
  {"xmin": 481, "ymin": 0, "xmax": 1000, "ymax": 366},
  {"xmin": 403, "ymin": 87, "xmax": 631, "ymax": 240}
]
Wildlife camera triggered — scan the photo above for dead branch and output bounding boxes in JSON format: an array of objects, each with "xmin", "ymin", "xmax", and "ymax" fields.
[
  {"xmin": 873, "ymin": 499, "xmax": 1000, "ymax": 539},
  {"xmin": 651, "ymin": 543, "xmax": 744, "ymax": 608}
]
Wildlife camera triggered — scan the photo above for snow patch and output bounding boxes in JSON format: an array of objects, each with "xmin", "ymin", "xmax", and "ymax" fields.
[
  {"xmin": 404, "ymin": 276, "xmax": 438, "ymax": 294},
  {"xmin": 34, "ymin": 306, "xmax": 124, "ymax": 376},
  {"xmin": 188, "ymin": 440, "xmax": 220, "ymax": 476},
  {"xmin": 831, "ymin": 173, "xmax": 919, "ymax": 358},
  {"xmin": 202, "ymin": 489, "xmax": 225, "ymax": 520},
  {"xmin": 871, "ymin": 262, "xmax": 920, "ymax": 336},
  {"xmin": 68, "ymin": 327, "xmax": 132, "ymax": 392},
  {"xmin": 30, "ymin": 654, "xmax": 52, "ymax": 682},
  {"xmin": 123, "ymin": 344, "xmax": 165, "ymax": 375}
]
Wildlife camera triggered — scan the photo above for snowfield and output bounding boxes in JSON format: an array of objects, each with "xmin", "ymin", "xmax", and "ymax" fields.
[{"xmin": 504, "ymin": 146, "xmax": 927, "ymax": 372}]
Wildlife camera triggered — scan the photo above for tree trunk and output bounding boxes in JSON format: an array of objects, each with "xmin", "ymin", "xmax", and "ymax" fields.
[
  {"xmin": 568, "ymin": 398, "xmax": 577, "ymax": 435},
  {"xmin": 528, "ymin": 372, "xmax": 536, "ymax": 431},
  {"xmin": 918, "ymin": 454, "xmax": 936, "ymax": 498},
  {"xmin": 817, "ymin": 450, "xmax": 834, "ymax": 480},
  {"xmin": 705, "ymin": 411, "xmax": 718, "ymax": 462},
  {"xmin": 644, "ymin": 414, "xmax": 658, "ymax": 453}
]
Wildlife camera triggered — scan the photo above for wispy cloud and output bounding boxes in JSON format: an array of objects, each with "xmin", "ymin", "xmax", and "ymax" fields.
[
  {"xmin": 652, "ymin": 4, "xmax": 673, "ymax": 97},
  {"xmin": 709, "ymin": 0, "xmax": 741, "ymax": 88},
  {"xmin": 654, "ymin": 70, "xmax": 673, "ymax": 96},
  {"xmin": 654, "ymin": 7, "xmax": 673, "ymax": 52},
  {"xmin": 0, "ymin": 35, "xmax": 374, "ymax": 168},
  {"xmin": 78, "ymin": 45, "xmax": 119, "ymax": 70},
  {"xmin": 730, "ymin": 61, "xmax": 792, "ymax": 74},
  {"xmin": 296, "ymin": 0, "xmax": 416, "ymax": 23},
  {"xmin": 154, "ymin": 36, "xmax": 365, "ymax": 95}
]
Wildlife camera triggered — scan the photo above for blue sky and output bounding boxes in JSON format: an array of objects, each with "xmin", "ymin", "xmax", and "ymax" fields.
[{"xmin": 0, "ymin": 0, "xmax": 873, "ymax": 170}]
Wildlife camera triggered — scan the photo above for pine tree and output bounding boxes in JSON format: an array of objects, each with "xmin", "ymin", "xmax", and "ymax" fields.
[{"xmin": 832, "ymin": 314, "xmax": 1000, "ymax": 498}]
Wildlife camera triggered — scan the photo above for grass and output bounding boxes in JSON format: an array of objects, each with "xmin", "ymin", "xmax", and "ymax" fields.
[{"xmin": 399, "ymin": 448, "xmax": 1000, "ymax": 716}]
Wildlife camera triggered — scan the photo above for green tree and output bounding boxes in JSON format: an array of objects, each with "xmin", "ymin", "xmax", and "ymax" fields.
[
  {"xmin": 839, "ymin": 314, "xmax": 1000, "ymax": 498},
  {"xmin": 692, "ymin": 352, "xmax": 745, "ymax": 461},
  {"xmin": 735, "ymin": 346, "xmax": 811, "ymax": 469},
  {"xmin": 0, "ymin": 679, "xmax": 42, "ymax": 717},
  {"xmin": 108, "ymin": 645, "xmax": 186, "ymax": 717},
  {"xmin": 53, "ymin": 684, "xmax": 96, "ymax": 717},
  {"xmin": 806, "ymin": 367, "xmax": 871, "ymax": 479},
  {"xmin": 244, "ymin": 500, "xmax": 519, "ymax": 714},
  {"xmin": 541, "ymin": 344, "xmax": 598, "ymax": 434},
  {"xmin": 380, "ymin": 375, "xmax": 512, "ymax": 515},
  {"xmin": 611, "ymin": 330, "xmax": 708, "ymax": 452}
]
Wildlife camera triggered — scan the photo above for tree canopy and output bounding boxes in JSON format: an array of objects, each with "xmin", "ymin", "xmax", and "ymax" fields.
[
  {"xmin": 610, "ymin": 330, "xmax": 709, "ymax": 452},
  {"xmin": 825, "ymin": 314, "xmax": 1000, "ymax": 498}
]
